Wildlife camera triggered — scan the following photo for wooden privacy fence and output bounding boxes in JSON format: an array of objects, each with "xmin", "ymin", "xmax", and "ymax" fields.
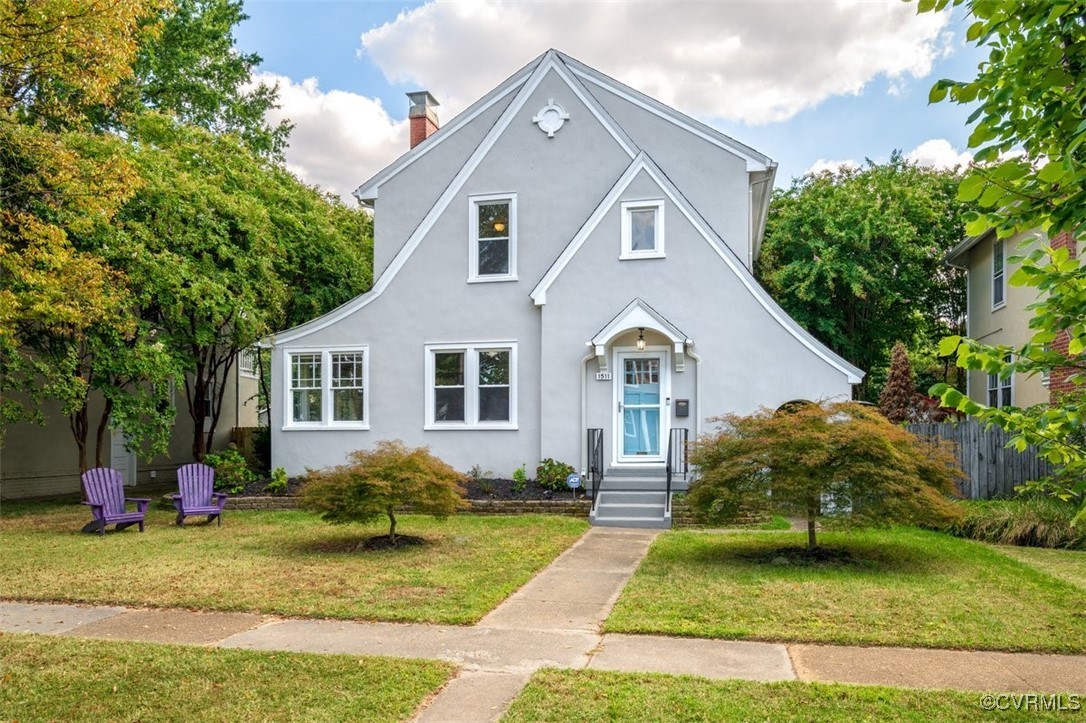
[{"xmin": 907, "ymin": 420, "xmax": 1054, "ymax": 499}]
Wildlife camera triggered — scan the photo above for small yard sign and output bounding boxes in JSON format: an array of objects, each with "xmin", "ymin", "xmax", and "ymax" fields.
[{"xmin": 566, "ymin": 473, "xmax": 582, "ymax": 489}]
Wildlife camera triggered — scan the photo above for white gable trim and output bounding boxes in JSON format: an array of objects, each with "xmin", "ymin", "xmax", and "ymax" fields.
[
  {"xmin": 274, "ymin": 51, "xmax": 640, "ymax": 346},
  {"xmin": 589, "ymin": 297, "xmax": 690, "ymax": 373},
  {"xmin": 562, "ymin": 53, "xmax": 771, "ymax": 172},
  {"xmin": 531, "ymin": 152, "xmax": 864, "ymax": 384}
]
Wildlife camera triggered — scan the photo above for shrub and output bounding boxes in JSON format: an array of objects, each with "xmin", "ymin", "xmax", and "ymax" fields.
[
  {"xmin": 536, "ymin": 458, "xmax": 575, "ymax": 492},
  {"xmin": 301, "ymin": 440, "xmax": 467, "ymax": 546},
  {"xmin": 946, "ymin": 498, "xmax": 1086, "ymax": 549},
  {"xmin": 204, "ymin": 444, "xmax": 257, "ymax": 494},
  {"xmin": 266, "ymin": 466, "xmax": 289, "ymax": 495},
  {"xmin": 687, "ymin": 401, "xmax": 964, "ymax": 549},
  {"xmin": 512, "ymin": 464, "xmax": 528, "ymax": 494}
]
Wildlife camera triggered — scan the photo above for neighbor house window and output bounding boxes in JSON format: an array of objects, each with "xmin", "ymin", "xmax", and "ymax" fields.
[
  {"xmin": 987, "ymin": 355, "xmax": 1013, "ymax": 408},
  {"xmin": 993, "ymin": 237, "xmax": 1005, "ymax": 308},
  {"xmin": 285, "ymin": 348, "xmax": 369, "ymax": 428},
  {"xmin": 426, "ymin": 343, "xmax": 517, "ymax": 429},
  {"xmin": 469, "ymin": 193, "xmax": 517, "ymax": 282},
  {"xmin": 239, "ymin": 347, "xmax": 259, "ymax": 378},
  {"xmin": 620, "ymin": 200, "xmax": 665, "ymax": 259}
]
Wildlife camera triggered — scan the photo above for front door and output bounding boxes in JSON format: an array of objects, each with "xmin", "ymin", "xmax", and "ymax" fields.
[{"xmin": 616, "ymin": 351, "xmax": 667, "ymax": 463}]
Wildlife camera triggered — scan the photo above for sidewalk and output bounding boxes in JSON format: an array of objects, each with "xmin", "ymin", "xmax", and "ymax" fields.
[{"xmin": 3, "ymin": 527, "xmax": 1085, "ymax": 721}]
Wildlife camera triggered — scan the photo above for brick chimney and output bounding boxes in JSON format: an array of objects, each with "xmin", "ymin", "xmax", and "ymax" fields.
[
  {"xmin": 407, "ymin": 91, "xmax": 439, "ymax": 149},
  {"xmin": 1048, "ymin": 231, "xmax": 1078, "ymax": 404}
]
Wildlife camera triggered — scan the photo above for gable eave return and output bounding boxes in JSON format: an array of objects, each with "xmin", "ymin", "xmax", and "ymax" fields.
[{"xmin": 589, "ymin": 298, "xmax": 690, "ymax": 374}]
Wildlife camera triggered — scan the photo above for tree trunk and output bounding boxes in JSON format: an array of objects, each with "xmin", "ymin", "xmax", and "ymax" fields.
[
  {"xmin": 387, "ymin": 505, "xmax": 397, "ymax": 546},
  {"xmin": 69, "ymin": 405, "xmax": 89, "ymax": 474},
  {"xmin": 806, "ymin": 493, "xmax": 818, "ymax": 549},
  {"xmin": 93, "ymin": 397, "xmax": 114, "ymax": 469}
]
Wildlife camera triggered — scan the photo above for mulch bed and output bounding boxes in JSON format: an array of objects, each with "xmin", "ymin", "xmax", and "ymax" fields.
[{"xmin": 238, "ymin": 476, "xmax": 588, "ymax": 501}]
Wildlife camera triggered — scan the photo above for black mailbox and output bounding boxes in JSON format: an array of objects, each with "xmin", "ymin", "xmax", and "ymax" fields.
[{"xmin": 675, "ymin": 399, "xmax": 689, "ymax": 418}]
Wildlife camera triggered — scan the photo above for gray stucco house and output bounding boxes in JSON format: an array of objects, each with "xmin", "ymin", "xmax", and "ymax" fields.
[{"xmin": 270, "ymin": 49, "xmax": 862, "ymax": 526}]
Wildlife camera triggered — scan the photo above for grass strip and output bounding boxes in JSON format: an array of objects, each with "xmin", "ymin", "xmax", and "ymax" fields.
[
  {"xmin": 503, "ymin": 669, "xmax": 1071, "ymax": 722},
  {"xmin": 0, "ymin": 633, "xmax": 453, "ymax": 722}
]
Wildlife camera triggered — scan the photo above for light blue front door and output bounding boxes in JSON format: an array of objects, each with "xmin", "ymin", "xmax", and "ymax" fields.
[{"xmin": 621, "ymin": 355, "xmax": 663, "ymax": 459}]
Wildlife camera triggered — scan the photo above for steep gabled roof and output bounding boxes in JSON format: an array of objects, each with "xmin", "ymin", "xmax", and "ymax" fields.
[
  {"xmin": 531, "ymin": 151, "xmax": 864, "ymax": 384},
  {"xmin": 275, "ymin": 50, "xmax": 638, "ymax": 345},
  {"xmin": 558, "ymin": 51, "xmax": 773, "ymax": 172}
]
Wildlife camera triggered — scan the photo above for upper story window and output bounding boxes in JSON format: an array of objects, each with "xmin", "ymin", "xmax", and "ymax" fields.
[
  {"xmin": 987, "ymin": 355, "xmax": 1013, "ymax": 408},
  {"xmin": 620, "ymin": 200, "xmax": 665, "ymax": 260},
  {"xmin": 239, "ymin": 347, "xmax": 259, "ymax": 378},
  {"xmin": 992, "ymin": 237, "xmax": 1005, "ymax": 309},
  {"xmin": 426, "ymin": 342, "xmax": 517, "ymax": 429},
  {"xmin": 285, "ymin": 348, "xmax": 369, "ymax": 429},
  {"xmin": 469, "ymin": 193, "xmax": 517, "ymax": 282}
]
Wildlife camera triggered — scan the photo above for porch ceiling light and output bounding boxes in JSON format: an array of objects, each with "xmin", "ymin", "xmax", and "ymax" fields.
[{"xmin": 636, "ymin": 327, "xmax": 646, "ymax": 352}]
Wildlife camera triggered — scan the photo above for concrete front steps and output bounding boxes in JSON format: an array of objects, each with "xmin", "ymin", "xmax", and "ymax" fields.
[{"xmin": 589, "ymin": 468, "xmax": 674, "ymax": 529}]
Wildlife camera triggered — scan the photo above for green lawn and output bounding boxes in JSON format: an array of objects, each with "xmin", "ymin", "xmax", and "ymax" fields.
[
  {"xmin": 605, "ymin": 528, "xmax": 1086, "ymax": 653},
  {"xmin": 502, "ymin": 669, "xmax": 1067, "ymax": 722},
  {"xmin": 995, "ymin": 544, "xmax": 1086, "ymax": 591},
  {"xmin": 0, "ymin": 633, "xmax": 453, "ymax": 722},
  {"xmin": 0, "ymin": 505, "xmax": 587, "ymax": 624}
]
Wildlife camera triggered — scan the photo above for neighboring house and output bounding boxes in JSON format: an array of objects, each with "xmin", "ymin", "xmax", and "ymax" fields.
[
  {"xmin": 269, "ymin": 49, "xmax": 862, "ymax": 527},
  {"xmin": 0, "ymin": 363, "xmax": 259, "ymax": 499},
  {"xmin": 946, "ymin": 229, "xmax": 1079, "ymax": 409}
]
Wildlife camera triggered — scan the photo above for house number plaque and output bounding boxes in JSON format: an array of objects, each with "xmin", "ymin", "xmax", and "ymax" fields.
[{"xmin": 595, "ymin": 372, "xmax": 612, "ymax": 381}]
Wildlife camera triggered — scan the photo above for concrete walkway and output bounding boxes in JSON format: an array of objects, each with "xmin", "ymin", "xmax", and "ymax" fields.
[{"xmin": 3, "ymin": 526, "xmax": 1086, "ymax": 721}]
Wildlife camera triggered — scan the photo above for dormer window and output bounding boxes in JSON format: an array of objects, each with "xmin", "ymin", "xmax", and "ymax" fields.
[
  {"xmin": 620, "ymin": 200, "xmax": 665, "ymax": 260},
  {"xmin": 469, "ymin": 193, "xmax": 517, "ymax": 282}
]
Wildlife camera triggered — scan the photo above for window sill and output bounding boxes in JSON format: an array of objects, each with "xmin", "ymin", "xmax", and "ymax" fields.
[
  {"xmin": 281, "ymin": 423, "xmax": 370, "ymax": 432},
  {"xmin": 619, "ymin": 252, "xmax": 666, "ymax": 261},
  {"xmin": 423, "ymin": 423, "xmax": 518, "ymax": 431},
  {"xmin": 467, "ymin": 275, "xmax": 518, "ymax": 284},
  {"xmin": 992, "ymin": 301, "xmax": 1006, "ymax": 312}
]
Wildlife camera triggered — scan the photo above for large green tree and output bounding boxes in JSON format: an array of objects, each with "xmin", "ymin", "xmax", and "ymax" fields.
[
  {"xmin": 922, "ymin": 0, "xmax": 1086, "ymax": 521},
  {"xmin": 757, "ymin": 155, "xmax": 969, "ymax": 400}
]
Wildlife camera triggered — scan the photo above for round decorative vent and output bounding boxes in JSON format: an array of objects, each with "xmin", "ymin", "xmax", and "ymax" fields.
[{"xmin": 532, "ymin": 99, "xmax": 570, "ymax": 138}]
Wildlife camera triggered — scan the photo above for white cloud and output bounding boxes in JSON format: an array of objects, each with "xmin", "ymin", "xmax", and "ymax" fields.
[
  {"xmin": 805, "ymin": 158, "xmax": 861, "ymax": 176},
  {"xmin": 360, "ymin": 0, "xmax": 953, "ymax": 125},
  {"xmin": 259, "ymin": 73, "xmax": 406, "ymax": 202},
  {"xmin": 905, "ymin": 138, "xmax": 972, "ymax": 170}
]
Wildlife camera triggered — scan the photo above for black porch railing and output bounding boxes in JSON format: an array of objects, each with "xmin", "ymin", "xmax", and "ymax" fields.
[
  {"xmin": 587, "ymin": 428, "xmax": 604, "ymax": 512},
  {"xmin": 665, "ymin": 427, "xmax": 689, "ymax": 515}
]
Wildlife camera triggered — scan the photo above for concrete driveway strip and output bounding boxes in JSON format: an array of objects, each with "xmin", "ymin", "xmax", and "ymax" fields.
[
  {"xmin": 0, "ymin": 602, "xmax": 126, "ymax": 635},
  {"xmin": 790, "ymin": 644, "xmax": 1086, "ymax": 693},
  {"xmin": 220, "ymin": 619, "xmax": 598, "ymax": 674},
  {"xmin": 590, "ymin": 634, "xmax": 796, "ymax": 682}
]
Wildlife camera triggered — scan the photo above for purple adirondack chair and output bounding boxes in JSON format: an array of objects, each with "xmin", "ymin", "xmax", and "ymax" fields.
[
  {"xmin": 81, "ymin": 468, "xmax": 150, "ymax": 536},
  {"xmin": 172, "ymin": 463, "xmax": 227, "ymax": 527}
]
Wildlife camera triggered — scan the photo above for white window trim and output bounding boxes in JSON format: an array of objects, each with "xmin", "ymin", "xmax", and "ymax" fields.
[
  {"xmin": 282, "ymin": 346, "xmax": 370, "ymax": 430},
  {"xmin": 620, "ymin": 199, "xmax": 666, "ymax": 260},
  {"xmin": 468, "ymin": 193, "xmax": 518, "ymax": 283},
  {"xmin": 424, "ymin": 341, "xmax": 518, "ymax": 430},
  {"xmin": 992, "ymin": 237, "xmax": 1006, "ymax": 311}
]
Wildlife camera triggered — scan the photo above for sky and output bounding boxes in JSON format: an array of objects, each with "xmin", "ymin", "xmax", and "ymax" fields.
[{"xmin": 234, "ymin": 0, "xmax": 984, "ymax": 203}]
